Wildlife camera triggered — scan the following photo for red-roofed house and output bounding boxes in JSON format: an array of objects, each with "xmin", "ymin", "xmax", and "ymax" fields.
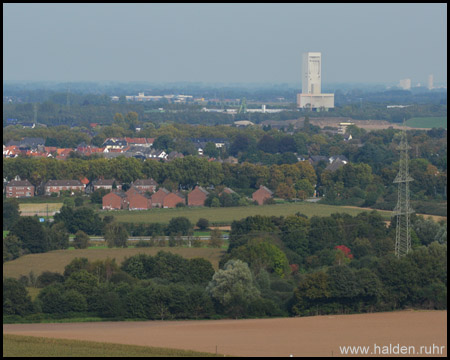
[
  {"xmin": 188, "ymin": 186, "xmax": 209, "ymax": 206},
  {"xmin": 163, "ymin": 192, "xmax": 185, "ymax": 208},
  {"xmin": 102, "ymin": 191, "xmax": 129, "ymax": 210},
  {"xmin": 252, "ymin": 185, "xmax": 274, "ymax": 205},
  {"xmin": 151, "ymin": 187, "xmax": 170, "ymax": 207}
]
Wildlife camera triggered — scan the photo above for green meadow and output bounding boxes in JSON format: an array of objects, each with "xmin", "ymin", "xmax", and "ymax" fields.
[
  {"xmin": 101, "ymin": 202, "xmax": 390, "ymax": 225},
  {"xmin": 3, "ymin": 334, "xmax": 227, "ymax": 357},
  {"xmin": 406, "ymin": 116, "xmax": 447, "ymax": 129}
]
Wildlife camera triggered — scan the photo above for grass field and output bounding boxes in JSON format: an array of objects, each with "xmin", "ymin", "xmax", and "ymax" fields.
[
  {"xmin": 3, "ymin": 334, "xmax": 226, "ymax": 357},
  {"xmin": 101, "ymin": 202, "xmax": 390, "ymax": 225},
  {"xmin": 3, "ymin": 247, "xmax": 226, "ymax": 279},
  {"xmin": 19, "ymin": 203, "xmax": 63, "ymax": 216},
  {"xmin": 406, "ymin": 116, "xmax": 447, "ymax": 129},
  {"xmin": 3, "ymin": 230, "xmax": 9, "ymax": 238}
]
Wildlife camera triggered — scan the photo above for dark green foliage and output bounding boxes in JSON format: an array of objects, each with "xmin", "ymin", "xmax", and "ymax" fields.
[
  {"xmin": 196, "ymin": 218, "xmax": 209, "ymax": 230},
  {"xmin": 73, "ymin": 230, "xmax": 90, "ymax": 249},
  {"xmin": 3, "ymin": 198, "xmax": 21, "ymax": 230},
  {"xmin": 3, "ymin": 278, "xmax": 34, "ymax": 316},
  {"xmin": 10, "ymin": 216, "xmax": 49, "ymax": 254},
  {"xmin": 104, "ymin": 222, "xmax": 128, "ymax": 248},
  {"xmin": 36, "ymin": 271, "xmax": 65, "ymax": 288},
  {"xmin": 54, "ymin": 206, "xmax": 103, "ymax": 235},
  {"xmin": 3, "ymin": 235, "xmax": 25, "ymax": 263},
  {"xmin": 165, "ymin": 217, "xmax": 193, "ymax": 236}
]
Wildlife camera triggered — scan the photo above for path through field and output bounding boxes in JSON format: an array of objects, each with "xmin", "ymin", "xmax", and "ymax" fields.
[{"xmin": 3, "ymin": 311, "xmax": 446, "ymax": 357}]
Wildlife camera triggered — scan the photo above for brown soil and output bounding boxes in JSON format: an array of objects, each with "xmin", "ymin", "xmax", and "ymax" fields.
[
  {"xmin": 309, "ymin": 117, "xmax": 425, "ymax": 131},
  {"xmin": 3, "ymin": 310, "xmax": 446, "ymax": 357}
]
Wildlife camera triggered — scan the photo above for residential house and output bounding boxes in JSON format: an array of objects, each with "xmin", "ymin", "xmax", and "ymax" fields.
[
  {"xmin": 5, "ymin": 179, "xmax": 35, "ymax": 198},
  {"xmin": 220, "ymin": 187, "xmax": 236, "ymax": 195},
  {"xmin": 151, "ymin": 187, "xmax": 170, "ymax": 207},
  {"xmin": 91, "ymin": 179, "xmax": 122, "ymax": 192},
  {"xmin": 132, "ymin": 178, "xmax": 158, "ymax": 193},
  {"xmin": 102, "ymin": 191, "xmax": 129, "ymax": 210},
  {"xmin": 324, "ymin": 158, "xmax": 348, "ymax": 173},
  {"xmin": 252, "ymin": 185, "xmax": 274, "ymax": 205},
  {"xmin": 148, "ymin": 149, "xmax": 167, "ymax": 160},
  {"xmin": 45, "ymin": 180, "xmax": 84, "ymax": 196},
  {"xmin": 308, "ymin": 155, "xmax": 328, "ymax": 166},
  {"xmin": 166, "ymin": 151, "xmax": 184, "ymax": 161},
  {"xmin": 128, "ymin": 191, "xmax": 152, "ymax": 210},
  {"xmin": 188, "ymin": 185, "xmax": 209, "ymax": 206},
  {"xmin": 163, "ymin": 192, "xmax": 185, "ymax": 208},
  {"xmin": 102, "ymin": 138, "xmax": 128, "ymax": 149}
]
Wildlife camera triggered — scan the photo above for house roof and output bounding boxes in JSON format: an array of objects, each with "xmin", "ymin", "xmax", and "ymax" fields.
[
  {"xmin": 7, "ymin": 179, "xmax": 34, "ymax": 187},
  {"xmin": 325, "ymin": 158, "xmax": 347, "ymax": 172},
  {"xmin": 133, "ymin": 178, "xmax": 158, "ymax": 186},
  {"xmin": 255, "ymin": 185, "xmax": 273, "ymax": 195},
  {"xmin": 45, "ymin": 179, "xmax": 83, "ymax": 187},
  {"xmin": 92, "ymin": 179, "xmax": 118, "ymax": 186},
  {"xmin": 193, "ymin": 185, "xmax": 209, "ymax": 195}
]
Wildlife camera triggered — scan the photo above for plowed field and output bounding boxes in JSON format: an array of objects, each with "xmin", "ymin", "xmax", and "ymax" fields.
[{"xmin": 3, "ymin": 310, "xmax": 446, "ymax": 357}]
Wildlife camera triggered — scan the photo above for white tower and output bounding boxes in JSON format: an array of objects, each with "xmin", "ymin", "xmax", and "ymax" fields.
[
  {"xmin": 428, "ymin": 74, "xmax": 433, "ymax": 90},
  {"xmin": 302, "ymin": 52, "xmax": 322, "ymax": 94}
]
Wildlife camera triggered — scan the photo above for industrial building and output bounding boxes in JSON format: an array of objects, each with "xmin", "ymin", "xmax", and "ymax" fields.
[{"xmin": 297, "ymin": 52, "xmax": 334, "ymax": 110}]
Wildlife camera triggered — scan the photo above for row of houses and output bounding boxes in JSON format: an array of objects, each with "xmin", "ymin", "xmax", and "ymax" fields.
[
  {"xmin": 102, "ymin": 184, "xmax": 273, "ymax": 209},
  {"xmin": 4, "ymin": 178, "xmax": 159, "ymax": 198}
]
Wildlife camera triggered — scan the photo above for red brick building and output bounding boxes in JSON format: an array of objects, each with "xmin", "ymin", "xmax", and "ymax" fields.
[
  {"xmin": 102, "ymin": 191, "xmax": 129, "ymax": 210},
  {"xmin": 252, "ymin": 185, "xmax": 273, "ymax": 205},
  {"xmin": 188, "ymin": 186, "xmax": 209, "ymax": 206},
  {"xmin": 151, "ymin": 188, "xmax": 170, "ymax": 207},
  {"xmin": 220, "ymin": 187, "xmax": 236, "ymax": 195},
  {"xmin": 132, "ymin": 178, "xmax": 158, "ymax": 194},
  {"xmin": 128, "ymin": 191, "xmax": 152, "ymax": 210},
  {"xmin": 163, "ymin": 192, "xmax": 185, "ymax": 208},
  {"xmin": 5, "ymin": 179, "xmax": 35, "ymax": 198},
  {"xmin": 45, "ymin": 180, "xmax": 85, "ymax": 196}
]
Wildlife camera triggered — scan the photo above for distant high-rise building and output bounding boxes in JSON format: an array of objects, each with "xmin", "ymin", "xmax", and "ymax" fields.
[
  {"xmin": 428, "ymin": 74, "xmax": 433, "ymax": 90},
  {"xmin": 399, "ymin": 78, "xmax": 411, "ymax": 90},
  {"xmin": 297, "ymin": 52, "xmax": 334, "ymax": 110}
]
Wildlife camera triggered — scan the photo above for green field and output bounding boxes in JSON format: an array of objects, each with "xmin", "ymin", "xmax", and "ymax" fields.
[
  {"xmin": 406, "ymin": 117, "xmax": 447, "ymax": 129},
  {"xmin": 3, "ymin": 247, "xmax": 226, "ymax": 279},
  {"xmin": 3, "ymin": 230, "xmax": 9, "ymax": 238},
  {"xmin": 3, "ymin": 334, "xmax": 226, "ymax": 357},
  {"xmin": 102, "ymin": 202, "xmax": 391, "ymax": 225}
]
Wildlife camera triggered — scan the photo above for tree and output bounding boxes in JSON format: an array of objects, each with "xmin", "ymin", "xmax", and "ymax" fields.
[
  {"xmin": 204, "ymin": 142, "xmax": 219, "ymax": 158},
  {"xmin": 206, "ymin": 259, "xmax": 261, "ymax": 318},
  {"xmin": 209, "ymin": 228, "xmax": 223, "ymax": 248},
  {"xmin": 47, "ymin": 222, "xmax": 70, "ymax": 250},
  {"xmin": 3, "ymin": 234, "xmax": 24, "ymax": 263},
  {"xmin": 73, "ymin": 230, "xmax": 90, "ymax": 249},
  {"xmin": 3, "ymin": 198, "xmax": 21, "ymax": 230},
  {"xmin": 10, "ymin": 216, "xmax": 48, "ymax": 254},
  {"xmin": 165, "ymin": 217, "xmax": 193, "ymax": 236},
  {"xmin": 3, "ymin": 278, "xmax": 34, "ymax": 316},
  {"xmin": 196, "ymin": 218, "xmax": 210, "ymax": 231},
  {"xmin": 104, "ymin": 222, "xmax": 128, "ymax": 248},
  {"xmin": 188, "ymin": 258, "xmax": 215, "ymax": 284}
]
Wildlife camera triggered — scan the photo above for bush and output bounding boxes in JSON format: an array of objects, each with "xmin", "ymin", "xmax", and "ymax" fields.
[
  {"xmin": 196, "ymin": 218, "xmax": 209, "ymax": 230},
  {"xmin": 36, "ymin": 271, "xmax": 64, "ymax": 288},
  {"xmin": 73, "ymin": 230, "xmax": 90, "ymax": 249}
]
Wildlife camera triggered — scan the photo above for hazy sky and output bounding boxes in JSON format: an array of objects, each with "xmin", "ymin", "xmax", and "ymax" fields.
[{"xmin": 3, "ymin": 3, "xmax": 447, "ymax": 85}]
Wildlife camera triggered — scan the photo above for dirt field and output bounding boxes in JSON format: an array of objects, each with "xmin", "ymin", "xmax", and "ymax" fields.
[
  {"xmin": 309, "ymin": 117, "xmax": 426, "ymax": 131},
  {"xmin": 3, "ymin": 311, "xmax": 446, "ymax": 357},
  {"xmin": 3, "ymin": 247, "xmax": 225, "ymax": 279}
]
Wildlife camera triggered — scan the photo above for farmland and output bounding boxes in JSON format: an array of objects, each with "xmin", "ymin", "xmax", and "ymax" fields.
[
  {"xmin": 3, "ymin": 247, "xmax": 226, "ymax": 279},
  {"xmin": 3, "ymin": 334, "xmax": 225, "ymax": 357},
  {"xmin": 406, "ymin": 116, "xmax": 447, "ymax": 129},
  {"xmin": 100, "ymin": 202, "xmax": 391, "ymax": 225},
  {"xmin": 19, "ymin": 202, "xmax": 63, "ymax": 216},
  {"xmin": 3, "ymin": 310, "xmax": 447, "ymax": 357}
]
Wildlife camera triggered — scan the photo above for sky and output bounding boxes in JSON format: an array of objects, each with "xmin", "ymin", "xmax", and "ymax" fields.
[{"xmin": 3, "ymin": 3, "xmax": 447, "ymax": 85}]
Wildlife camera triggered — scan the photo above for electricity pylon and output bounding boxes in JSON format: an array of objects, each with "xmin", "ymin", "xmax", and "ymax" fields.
[{"xmin": 393, "ymin": 127, "xmax": 414, "ymax": 257}]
